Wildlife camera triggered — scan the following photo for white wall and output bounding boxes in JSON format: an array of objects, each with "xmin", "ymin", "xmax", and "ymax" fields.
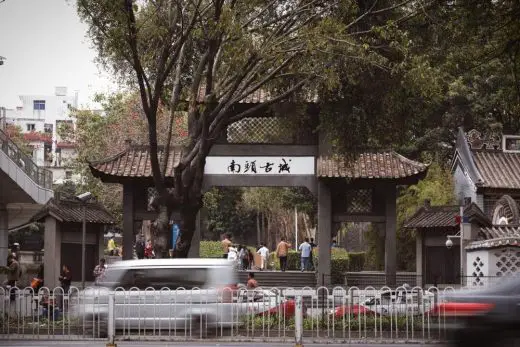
[{"xmin": 466, "ymin": 250, "xmax": 489, "ymax": 287}]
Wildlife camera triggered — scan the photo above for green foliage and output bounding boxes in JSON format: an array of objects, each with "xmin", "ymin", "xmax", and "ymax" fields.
[
  {"xmin": 364, "ymin": 224, "xmax": 385, "ymax": 271},
  {"xmin": 201, "ymin": 241, "xmax": 364, "ymax": 284},
  {"xmin": 203, "ymin": 187, "xmax": 257, "ymax": 242},
  {"xmin": 199, "ymin": 241, "xmax": 224, "ymax": 258},
  {"xmin": 396, "ymin": 163, "xmax": 455, "ymax": 271},
  {"xmin": 363, "ymin": 163, "xmax": 455, "ymax": 271},
  {"xmin": 348, "ymin": 252, "xmax": 366, "ymax": 272},
  {"xmin": 246, "ymin": 314, "xmax": 426, "ymax": 332},
  {"xmin": 4, "ymin": 124, "xmax": 33, "ymax": 156}
]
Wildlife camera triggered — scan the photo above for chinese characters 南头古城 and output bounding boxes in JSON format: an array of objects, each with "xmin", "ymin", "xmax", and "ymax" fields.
[{"xmin": 227, "ymin": 158, "xmax": 292, "ymax": 174}]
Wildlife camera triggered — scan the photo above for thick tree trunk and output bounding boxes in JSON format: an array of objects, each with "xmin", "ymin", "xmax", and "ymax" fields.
[
  {"xmin": 256, "ymin": 211, "xmax": 261, "ymax": 246},
  {"xmin": 173, "ymin": 204, "xmax": 199, "ymax": 257},
  {"xmin": 154, "ymin": 204, "xmax": 173, "ymax": 258}
]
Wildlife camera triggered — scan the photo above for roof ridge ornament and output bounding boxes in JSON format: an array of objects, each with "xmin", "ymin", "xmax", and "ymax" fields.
[{"xmin": 466, "ymin": 129, "xmax": 502, "ymax": 150}]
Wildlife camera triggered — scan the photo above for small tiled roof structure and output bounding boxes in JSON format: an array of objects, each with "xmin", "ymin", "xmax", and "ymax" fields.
[
  {"xmin": 466, "ymin": 226, "xmax": 520, "ymax": 250},
  {"xmin": 452, "ymin": 127, "xmax": 520, "ymax": 190},
  {"xmin": 89, "ymin": 146, "xmax": 429, "ymax": 183},
  {"xmin": 471, "ymin": 151, "xmax": 520, "ymax": 189},
  {"xmin": 30, "ymin": 198, "xmax": 115, "ymax": 224},
  {"xmin": 317, "ymin": 152, "xmax": 428, "ymax": 180},
  {"xmin": 404, "ymin": 202, "xmax": 491, "ymax": 229}
]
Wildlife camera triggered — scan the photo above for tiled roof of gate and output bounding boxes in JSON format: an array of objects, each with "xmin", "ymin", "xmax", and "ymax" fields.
[
  {"xmin": 317, "ymin": 152, "xmax": 428, "ymax": 179},
  {"xmin": 404, "ymin": 203, "xmax": 491, "ymax": 229},
  {"xmin": 471, "ymin": 151, "xmax": 520, "ymax": 189},
  {"xmin": 90, "ymin": 146, "xmax": 428, "ymax": 180},
  {"xmin": 30, "ymin": 198, "xmax": 115, "ymax": 224},
  {"xmin": 89, "ymin": 145, "xmax": 183, "ymax": 179}
]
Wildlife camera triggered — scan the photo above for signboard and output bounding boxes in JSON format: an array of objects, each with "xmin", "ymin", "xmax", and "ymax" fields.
[{"xmin": 204, "ymin": 156, "xmax": 315, "ymax": 175}]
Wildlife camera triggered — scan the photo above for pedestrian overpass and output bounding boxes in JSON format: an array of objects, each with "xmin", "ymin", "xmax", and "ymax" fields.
[{"xmin": 0, "ymin": 129, "xmax": 53, "ymax": 265}]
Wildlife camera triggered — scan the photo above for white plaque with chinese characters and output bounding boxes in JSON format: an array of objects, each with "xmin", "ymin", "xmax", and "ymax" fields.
[{"xmin": 204, "ymin": 156, "xmax": 315, "ymax": 175}]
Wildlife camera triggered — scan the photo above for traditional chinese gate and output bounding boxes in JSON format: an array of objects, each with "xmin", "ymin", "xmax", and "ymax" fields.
[{"xmin": 89, "ymin": 102, "xmax": 427, "ymax": 286}]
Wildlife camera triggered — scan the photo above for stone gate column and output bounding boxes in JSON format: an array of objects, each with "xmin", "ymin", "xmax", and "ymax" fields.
[
  {"xmin": 0, "ymin": 205, "xmax": 8, "ymax": 267},
  {"xmin": 43, "ymin": 216, "xmax": 61, "ymax": 289},
  {"xmin": 317, "ymin": 180, "xmax": 332, "ymax": 286},
  {"xmin": 122, "ymin": 184, "xmax": 135, "ymax": 260},
  {"xmin": 188, "ymin": 210, "xmax": 202, "ymax": 258},
  {"xmin": 385, "ymin": 184, "xmax": 397, "ymax": 286}
]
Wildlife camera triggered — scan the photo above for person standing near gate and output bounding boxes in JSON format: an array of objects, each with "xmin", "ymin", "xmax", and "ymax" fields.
[
  {"xmin": 135, "ymin": 234, "xmax": 145, "ymax": 259},
  {"xmin": 309, "ymin": 238, "xmax": 317, "ymax": 270},
  {"xmin": 276, "ymin": 237, "xmax": 291, "ymax": 272},
  {"xmin": 299, "ymin": 238, "xmax": 312, "ymax": 272},
  {"xmin": 221, "ymin": 233, "xmax": 232, "ymax": 259},
  {"xmin": 107, "ymin": 236, "xmax": 117, "ymax": 256},
  {"xmin": 257, "ymin": 243, "xmax": 269, "ymax": 270}
]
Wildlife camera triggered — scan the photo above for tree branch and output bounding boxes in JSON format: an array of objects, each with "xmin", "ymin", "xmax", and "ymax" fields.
[{"xmin": 162, "ymin": 43, "xmax": 187, "ymax": 176}]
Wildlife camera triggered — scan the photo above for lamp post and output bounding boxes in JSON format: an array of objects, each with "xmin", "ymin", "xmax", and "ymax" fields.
[
  {"xmin": 446, "ymin": 206, "xmax": 464, "ymax": 286},
  {"xmin": 76, "ymin": 192, "xmax": 93, "ymax": 289}
]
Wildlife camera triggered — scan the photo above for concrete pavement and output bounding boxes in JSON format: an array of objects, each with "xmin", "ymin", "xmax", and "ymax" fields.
[{"xmin": 0, "ymin": 341, "xmax": 445, "ymax": 347}]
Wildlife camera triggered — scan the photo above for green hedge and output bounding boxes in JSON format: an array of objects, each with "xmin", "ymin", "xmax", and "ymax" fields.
[
  {"xmin": 200, "ymin": 241, "xmax": 223, "ymax": 258},
  {"xmin": 246, "ymin": 315, "xmax": 427, "ymax": 331},
  {"xmin": 200, "ymin": 241, "xmax": 365, "ymax": 285},
  {"xmin": 348, "ymin": 252, "xmax": 366, "ymax": 272}
]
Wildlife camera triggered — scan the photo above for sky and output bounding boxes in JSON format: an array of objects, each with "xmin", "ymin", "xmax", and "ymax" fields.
[{"xmin": 0, "ymin": 0, "xmax": 116, "ymax": 108}]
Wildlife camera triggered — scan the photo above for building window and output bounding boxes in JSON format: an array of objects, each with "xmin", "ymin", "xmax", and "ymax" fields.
[
  {"xmin": 44, "ymin": 123, "xmax": 53, "ymax": 133},
  {"xmin": 503, "ymin": 135, "xmax": 520, "ymax": 153},
  {"xmin": 26, "ymin": 123, "xmax": 35, "ymax": 131},
  {"xmin": 65, "ymin": 170, "xmax": 73, "ymax": 179},
  {"xmin": 33, "ymin": 100, "xmax": 46, "ymax": 111}
]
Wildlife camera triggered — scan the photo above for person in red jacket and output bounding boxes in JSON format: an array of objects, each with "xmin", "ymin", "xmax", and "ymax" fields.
[{"xmin": 144, "ymin": 240, "xmax": 155, "ymax": 259}]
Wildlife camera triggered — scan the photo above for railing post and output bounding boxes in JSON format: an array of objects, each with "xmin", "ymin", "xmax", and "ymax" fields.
[
  {"xmin": 106, "ymin": 293, "xmax": 117, "ymax": 347},
  {"xmin": 295, "ymin": 295, "xmax": 304, "ymax": 347}
]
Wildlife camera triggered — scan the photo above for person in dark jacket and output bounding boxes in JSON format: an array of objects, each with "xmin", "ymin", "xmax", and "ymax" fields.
[
  {"xmin": 3, "ymin": 254, "xmax": 20, "ymax": 301},
  {"xmin": 135, "ymin": 234, "xmax": 145, "ymax": 259},
  {"xmin": 58, "ymin": 265, "xmax": 72, "ymax": 310}
]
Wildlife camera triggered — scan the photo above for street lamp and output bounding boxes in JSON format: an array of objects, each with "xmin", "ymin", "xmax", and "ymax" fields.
[
  {"xmin": 446, "ymin": 206, "xmax": 464, "ymax": 286},
  {"xmin": 76, "ymin": 192, "xmax": 93, "ymax": 289}
]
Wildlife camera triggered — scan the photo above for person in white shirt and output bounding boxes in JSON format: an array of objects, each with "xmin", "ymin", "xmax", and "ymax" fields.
[
  {"xmin": 298, "ymin": 238, "xmax": 312, "ymax": 272},
  {"xmin": 257, "ymin": 244, "xmax": 269, "ymax": 270},
  {"xmin": 228, "ymin": 246, "xmax": 238, "ymax": 262}
]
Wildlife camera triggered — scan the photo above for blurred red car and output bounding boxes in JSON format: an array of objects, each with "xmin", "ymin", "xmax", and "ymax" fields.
[{"xmin": 330, "ymin": 304, "xmax": 376, "ymax": 319}]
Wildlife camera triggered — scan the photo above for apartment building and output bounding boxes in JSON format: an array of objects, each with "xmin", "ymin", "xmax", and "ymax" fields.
[{"xmin": 2, "ymin": 86, "xmax": 79, "ymax": 184}]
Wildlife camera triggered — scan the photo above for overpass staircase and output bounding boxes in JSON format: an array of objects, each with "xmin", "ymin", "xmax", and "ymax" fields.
[{"xmin": 0, "ymin": 128, "xmax": 54, "ymax": 263}]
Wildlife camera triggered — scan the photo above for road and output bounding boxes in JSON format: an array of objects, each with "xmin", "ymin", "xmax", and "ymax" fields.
[{"xmin": 0, "ymin": 341, "xmax": 446, "ymax": 347}]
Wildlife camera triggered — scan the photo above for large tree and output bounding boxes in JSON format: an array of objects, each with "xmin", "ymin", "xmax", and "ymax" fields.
[{"xmin": 77, "ymin": 0, "xmax": 430, "ymax": 257}]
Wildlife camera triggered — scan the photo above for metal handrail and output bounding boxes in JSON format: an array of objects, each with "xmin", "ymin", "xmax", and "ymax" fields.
[{"xmin": 0, "ymin": 128, "xmax": 53, "ymax": 189}]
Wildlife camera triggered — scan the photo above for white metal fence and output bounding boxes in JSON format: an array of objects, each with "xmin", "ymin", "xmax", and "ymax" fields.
[{"xmin": 0, "ymin": 285, "xmax": 459, "ymax": 342}]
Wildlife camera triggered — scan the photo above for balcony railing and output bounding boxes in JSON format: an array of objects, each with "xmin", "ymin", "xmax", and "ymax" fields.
[{"xmin": 0, "ymin": 128, "xmax": 53, "ymax": 189}]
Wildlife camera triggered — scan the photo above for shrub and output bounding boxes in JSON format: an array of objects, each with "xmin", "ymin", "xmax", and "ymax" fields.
[
  {"xmin": 348, "ymin": 252, "xmax": 366, "ymax": 272},
  {"xmin": 201, "ymin": 241, "xmax": 365, "ymax": 283},
  {"xmin": 245, "ymin": 314, "xmax": 426, "ymax": 331},
  {"xmin": 200, "ymin": 241, "xmax": 223, "ymax": 258}
]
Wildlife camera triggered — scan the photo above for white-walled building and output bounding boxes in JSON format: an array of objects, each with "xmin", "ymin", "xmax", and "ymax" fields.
[{"xmin": 2, "ymin": 87, "xmax": 79, "ymax": 184}]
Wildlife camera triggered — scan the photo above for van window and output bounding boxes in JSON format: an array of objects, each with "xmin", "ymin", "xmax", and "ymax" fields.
[{"xmin": 119, "ymin": 268, "xmax": 208, "ymax": 290}]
